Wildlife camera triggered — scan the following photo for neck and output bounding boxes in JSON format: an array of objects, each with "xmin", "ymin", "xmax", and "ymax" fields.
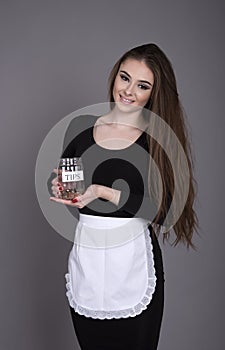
[{"xmin": 105, "ymin": 105, "xmax": 147, "ymax": 130}]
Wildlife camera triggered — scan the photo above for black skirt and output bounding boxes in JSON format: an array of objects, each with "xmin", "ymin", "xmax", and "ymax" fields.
[{"xmin": 69, "ymin": 227, "xmax": 165, "ymax": 350}]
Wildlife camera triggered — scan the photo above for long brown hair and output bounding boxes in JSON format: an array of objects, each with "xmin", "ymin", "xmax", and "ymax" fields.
[{"xmin": 108, "ymin": 43, "xmax": 198, "ymax": 249}]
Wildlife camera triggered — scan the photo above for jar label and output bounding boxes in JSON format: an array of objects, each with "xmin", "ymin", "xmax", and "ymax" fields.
[{"xmin": 62, "ymin": 170, "xmax": 84, "ymax": 182}]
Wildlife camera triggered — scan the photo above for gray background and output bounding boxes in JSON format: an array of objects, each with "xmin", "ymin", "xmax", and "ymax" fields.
[{"xmin": 0, "ymin": 0, "xmax": 224, "ymax": 349}]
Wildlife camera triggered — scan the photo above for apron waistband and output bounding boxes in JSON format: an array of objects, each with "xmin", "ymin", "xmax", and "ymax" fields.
[{"xmin": 75, "ymin": 214, "xmax": 150, "ymax": 249}]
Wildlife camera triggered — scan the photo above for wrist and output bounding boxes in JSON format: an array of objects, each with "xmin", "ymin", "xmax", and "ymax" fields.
[
  {"xmin": 94, "ymin": 184, "xmax": 108, "ymax": 199},
  {"xmin": 96, "ymin": 185, "xmax": 121, "ymax": 205},
  {"xmin": 92, "ymin": 184, "xmax": 101, "ymax": 198}
]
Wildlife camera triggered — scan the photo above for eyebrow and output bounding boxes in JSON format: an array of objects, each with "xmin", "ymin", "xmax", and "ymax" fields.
[{"xmin": 120, "ymin": 70, "xmax": 153, "ymax": 86}]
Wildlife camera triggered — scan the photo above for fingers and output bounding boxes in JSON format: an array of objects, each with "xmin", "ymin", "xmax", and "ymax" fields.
[
  {"xmin": 49, "ymin": 196, "xmax": 84, "ymax": 208},
  {"xmin": 51, "ymin": 177, "xmax": 58, "ymax": 185},
  {"xmin": 49, "ymin": 197, "xmax": 77, "ymax": 206},
  {"xmin": 50, "ymin": 172, "xmax": 63, "ymax": 197},
  {"xmin": 53, "ymin": 168, "xmax": 62, "ymax": 174},
  {"xmin": 51, "ymin": 168, "xmax": 63, "ymax": 198},
  {"xmin": 51, "ymin": 183, "xmax": 62, "ymax": 198},
  {"xmin": 51, "ymin": 176, "xmax": 61, "ymax": 186},
  {"xmin": 71, "ymin": 195, "xmax": 84, "ymax": 208},
  {"xmin": 50, "ymin": 197, "xmax": 67, "ymax": 204},
  {"xmin": 49, "ymin": 183, "xmax": 97, "ymax": 208}
]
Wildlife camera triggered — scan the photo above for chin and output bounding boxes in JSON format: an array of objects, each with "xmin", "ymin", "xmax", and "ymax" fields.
[{"xmin": 115, "ymin": 101, "xmax": 142, "ymax": 113}]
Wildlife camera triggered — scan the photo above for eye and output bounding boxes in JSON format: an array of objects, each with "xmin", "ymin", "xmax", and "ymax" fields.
[
  {"xmin": 138, "ymin": 84, "xmax": 150, "ymax": 90},
  {"xmin": 120, "ymin": 74, "xmax": 129, "ymax": 82}
]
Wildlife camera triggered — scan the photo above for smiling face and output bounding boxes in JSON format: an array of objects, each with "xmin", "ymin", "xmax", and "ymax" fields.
[{"xmin": 112, "ymin": 58, "xmax": 154, "ymax": 112}]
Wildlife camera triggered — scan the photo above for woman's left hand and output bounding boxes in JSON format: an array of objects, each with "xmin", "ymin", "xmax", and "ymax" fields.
[{"xmin": 50, "ymin": 184, "xmax": 99, "ymax": 209}]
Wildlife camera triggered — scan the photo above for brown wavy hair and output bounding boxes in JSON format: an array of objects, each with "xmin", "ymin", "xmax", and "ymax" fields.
[{"xmin": 108, "ymin": 43, "xmax": 198, "ymax": 249}]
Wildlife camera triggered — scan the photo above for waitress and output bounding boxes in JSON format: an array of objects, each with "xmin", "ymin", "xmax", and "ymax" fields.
[{"xmin": 50, "ymin": 43, "xmax": 198, "ymax": 350}]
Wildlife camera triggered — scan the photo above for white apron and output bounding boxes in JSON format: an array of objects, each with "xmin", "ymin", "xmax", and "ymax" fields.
[{"xmin": 65, "ymin": 214, "xmax": 157, "ymax": 319}]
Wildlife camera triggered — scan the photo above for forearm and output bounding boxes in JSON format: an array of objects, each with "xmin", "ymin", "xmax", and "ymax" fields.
[{"xmin": 95, "ymin": 185, "xmax": 121, "ymax": 206}]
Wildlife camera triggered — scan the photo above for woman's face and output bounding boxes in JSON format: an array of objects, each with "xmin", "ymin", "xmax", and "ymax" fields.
[{"xmin": 113, "ymin": 58, "xmax": 154, "ymax": 111}]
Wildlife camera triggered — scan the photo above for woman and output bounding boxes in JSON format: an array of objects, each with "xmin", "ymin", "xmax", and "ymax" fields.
[{"xmin": 50, "ymin": 43, "xmax": 198, "ymax": 350}]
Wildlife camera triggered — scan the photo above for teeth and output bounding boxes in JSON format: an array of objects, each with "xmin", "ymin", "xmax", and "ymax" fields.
[{"xmin": 120, "ymin": 96, "xmax": 133, "ymax": 103}]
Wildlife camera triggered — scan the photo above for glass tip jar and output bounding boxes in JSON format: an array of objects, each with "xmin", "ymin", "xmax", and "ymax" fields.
[{"xmin": 58, "ymin": 157, "xmax": 85, "ymax": 200}]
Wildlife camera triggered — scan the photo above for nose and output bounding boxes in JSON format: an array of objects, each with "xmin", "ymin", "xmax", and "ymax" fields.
[{"xmin": 124, "ymin": 82, "xmax": 135, "ymax": 96}]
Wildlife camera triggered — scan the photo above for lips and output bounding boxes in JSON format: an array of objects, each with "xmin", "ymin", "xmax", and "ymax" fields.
[{"xmin": 119, "ymin": 94, "xmax": 134, "ymax": 104}]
